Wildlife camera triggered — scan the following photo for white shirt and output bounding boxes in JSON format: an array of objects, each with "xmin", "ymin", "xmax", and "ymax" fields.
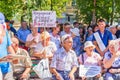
[{"xmin": 26, "ymin": 33, "xmax": 40, "ymax": 48}]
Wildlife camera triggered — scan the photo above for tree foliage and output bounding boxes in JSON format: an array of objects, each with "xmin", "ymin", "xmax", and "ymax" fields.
[
  {"xmin": 0, "ymin": 0, "xmax": 68, "ymax": 22},
  {"xmin": 76, "ymin": 0, "xmax": 120, "ymax": 25}
]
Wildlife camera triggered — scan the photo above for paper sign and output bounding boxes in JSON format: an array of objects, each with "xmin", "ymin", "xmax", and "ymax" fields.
[
  {"xmin": 79, "ymin": 65, "xmax": 101, "ymax": 77},
  {"xmin": 32, "ymin": 11, "xmax": 56, "ymax": 27}
]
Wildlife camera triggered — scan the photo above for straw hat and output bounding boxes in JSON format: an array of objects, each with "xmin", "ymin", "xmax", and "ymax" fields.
[
  {"xmin": 40, "ymin": 31, "xmax": 50, "ymax": 41},
  {"xmin": 84, "ymin": 41, "xmax": 95, "ymax": 50}
]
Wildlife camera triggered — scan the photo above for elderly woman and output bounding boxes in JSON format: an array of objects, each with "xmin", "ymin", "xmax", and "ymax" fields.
[
  {"xmin": 25, "ymin": 24, "xmax": 40, "ymax": 56},
  {"xmin": 103, "ymin": 40, "xmax": 120, "ymax": 80},
  {"xmin": 79, "ymin": 41, "xmax": 102, "ymax": 80}
]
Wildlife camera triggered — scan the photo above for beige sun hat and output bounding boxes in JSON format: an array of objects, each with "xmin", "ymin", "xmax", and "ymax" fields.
[
  {"xmin": 40, "ymin": 31, "xmax": 50, "ymax": 41},
  {"xmin": 84, "ymin": 41, "xmax": 95, "ymax": 50}
]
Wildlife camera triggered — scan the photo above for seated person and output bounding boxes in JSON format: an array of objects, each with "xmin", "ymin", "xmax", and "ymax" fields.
[
  {"xmin": 79, "ymin": 41, "xmax": 102, "ymax": 80},
  {"xmin": 33, "ymin": 31, "xmax": 57, "ymax": 60},
  {"xmin": 11, "ymin": 37, "xmax": 32, "ymax": 80},
  {"xmin": 103, "ymin": 40, "xmax": 120, "ymax": 80},
  {"xmin": 50, "ymin": 34, "xmax": 78, "ymax": 80},
  {"xmin": 25, "ymin": 24, "xmax": 40, "ymax": 56}
]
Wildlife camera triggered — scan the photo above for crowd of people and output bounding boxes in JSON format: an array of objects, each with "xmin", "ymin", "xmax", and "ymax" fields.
[{"xmin": 1, "ymin": 12, "xmax": 120, "ymax": 80}]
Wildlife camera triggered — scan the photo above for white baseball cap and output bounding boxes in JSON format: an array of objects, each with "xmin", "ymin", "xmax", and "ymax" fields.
[
  {"xmin": 70, "ymin": 28, "xmax": 80, "ymax": 36},
  {"xmin": 61, "ymin": 34, "xmax": 72, "ymax": 43}
]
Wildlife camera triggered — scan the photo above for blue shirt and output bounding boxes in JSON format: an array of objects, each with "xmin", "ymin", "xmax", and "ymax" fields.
[
  {"xmin": 92, "ymin": 30, "xmax": 113, "ymax": 47},
  {"xmin": 50, "ymin": 33, "xmax": 61, "ymax": 49},
  {"xmin": 73, "ymin": 36, "xmax": 81, "ymax": 56},
  {"xmin": 0, "ymin": 31, "xmax": 12, "ymax": 74},
  {"xmin": 17, "ymin": 27, "xmax": 31, "ymax": 43},
  {"xmin": 86, "ymin": 34, "xmax": 93, "ymax": 41}
]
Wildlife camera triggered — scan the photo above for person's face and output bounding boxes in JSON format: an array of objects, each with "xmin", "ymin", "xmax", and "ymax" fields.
[
  {"xmin": 63, "ymin": 37, "xmax": 73, "ymax": 50},
  {"xmin": 31, "ymin": 27, "xmax": 38, "ymax": 34},
  {"xmin": 79, "ymin": 28, "xmax": 83, "ymax": 33},
  {"xmin": 53, "ymin": 27, "xmax": 60, "ymax": 34},
  {"xmin": 40, "ymin": 28, "xmax": 44, "ymax": 33},
  {"xmin": 85, "ymin": 46, "xmax": 94, "ymax": 53},
  {"xmin": 42, "ymin": 37, "xmax": 50, "ymax": 45},
  {"xmin": 109, "ymin": 44, "xmax": 116, "ymax": 54},
  {"xmin": 64, "ymin": 25, "xmax": 70, "ymax": 32},
  {"xmin": 94, "ymin": 26, "xmax": 99, "ymax": 32},
  {"xmin": 110, "ymin": 27, "xmax": 117, "ymax": 34},
  {"xmin": 98, "ymin": 22, "xmax": 106, "ymax": 31},
  {"xmin": 21, "ymin": 22, "xmax": 27, "ymax": 28}
]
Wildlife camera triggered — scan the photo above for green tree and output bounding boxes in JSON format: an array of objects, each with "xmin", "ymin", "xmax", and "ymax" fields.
[{"xmin": 76, "ymin": 0, "xmax": 120, "ymax": 25}]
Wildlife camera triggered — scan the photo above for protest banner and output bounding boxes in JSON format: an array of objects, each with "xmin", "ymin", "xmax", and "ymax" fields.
[
  {"xmin": 79, "ymin": 65, "xmax": 101, "ymax": 77},
  {"xmin": 32, "ymin": 11, "xmax": 56, "ymax": 27}
]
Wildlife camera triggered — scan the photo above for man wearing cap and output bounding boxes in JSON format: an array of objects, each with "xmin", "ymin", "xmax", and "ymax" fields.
[
  {"xmin": 71, "ymin": 28, "xmax": 81, "ymax": 56},
  {"xmin": 50, "ymin": 34, "xmax": 78, "ymax": 80},
  {"xmin": 50, "ymin": 24, "xmax": 61, "ymax": 50},
  {"xmin": 0, "ymin": 12, "xmax": 15, "ymax": 80}
]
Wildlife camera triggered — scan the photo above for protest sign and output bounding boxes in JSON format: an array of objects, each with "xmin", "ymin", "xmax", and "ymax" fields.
[
  {"xmin": 79, "ymin": 65, "xmax": 101, "ymax": 77},
  {"xmin": 32, "ymin": 11, "xmax": 56, "ymax": 27}
]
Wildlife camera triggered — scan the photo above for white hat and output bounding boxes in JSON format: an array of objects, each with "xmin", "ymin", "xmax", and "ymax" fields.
[
  {"xmin": 109, "ymin": 25, "xmax": 116, "ymax": 29},
  {"xmin": 84, "ymin": 41, "xmax": 95, "ymax": 50},
  {"xmin": 61, "ymin": 34, "xmax": 72, "ymax": 43},
  {"xmin": 70, "ymin": 28, "xmax": 80, "ymax": 36}
]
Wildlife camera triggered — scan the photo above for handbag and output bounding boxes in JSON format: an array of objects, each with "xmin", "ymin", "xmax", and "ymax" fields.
[{"xmin": 33, "ymin": 58, "xmax": 52, "ymax": 79}]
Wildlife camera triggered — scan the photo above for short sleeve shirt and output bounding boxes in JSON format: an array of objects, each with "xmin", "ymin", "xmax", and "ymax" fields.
[
  {"xmin": 79, "ymin": 52, "xmax": 102, "ymax": 66},
  {"xmin": 50, "ymin": 47, "xmax": 78, "ymax": 71},
  {"xmin": 13, "ymin": 48, "xmax": 32, "ymax": 72},
  {"xmin": 35, "ymin": 41, "xmax": 57, "ymax": 55},
  {"xmin": 17, "ymin": 27, "xmax": 31, "ymax": 43},
  {"xmin": 0, "ymin": 31, "xmax": 12, "ymax": 74},
  {"xmin": 26, "ymin": 33, "xmax": 40, "ymax": 48},
  {"xmin": 104, "ymin": 52, "xmax": 120, "ymax": 68},
  {"xmin": 92, "ymin": 30, "xmax": 113, "ymax": 47}
]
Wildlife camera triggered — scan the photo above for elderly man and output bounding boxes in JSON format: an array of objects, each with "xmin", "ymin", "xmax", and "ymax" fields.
[
  {"xmin": 11, "ymin": 37, "xmax": 32, "ymax": 80},
  {"xmin": 50, "ymin": 34, "xmax": 78, "ymax": 80}
]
